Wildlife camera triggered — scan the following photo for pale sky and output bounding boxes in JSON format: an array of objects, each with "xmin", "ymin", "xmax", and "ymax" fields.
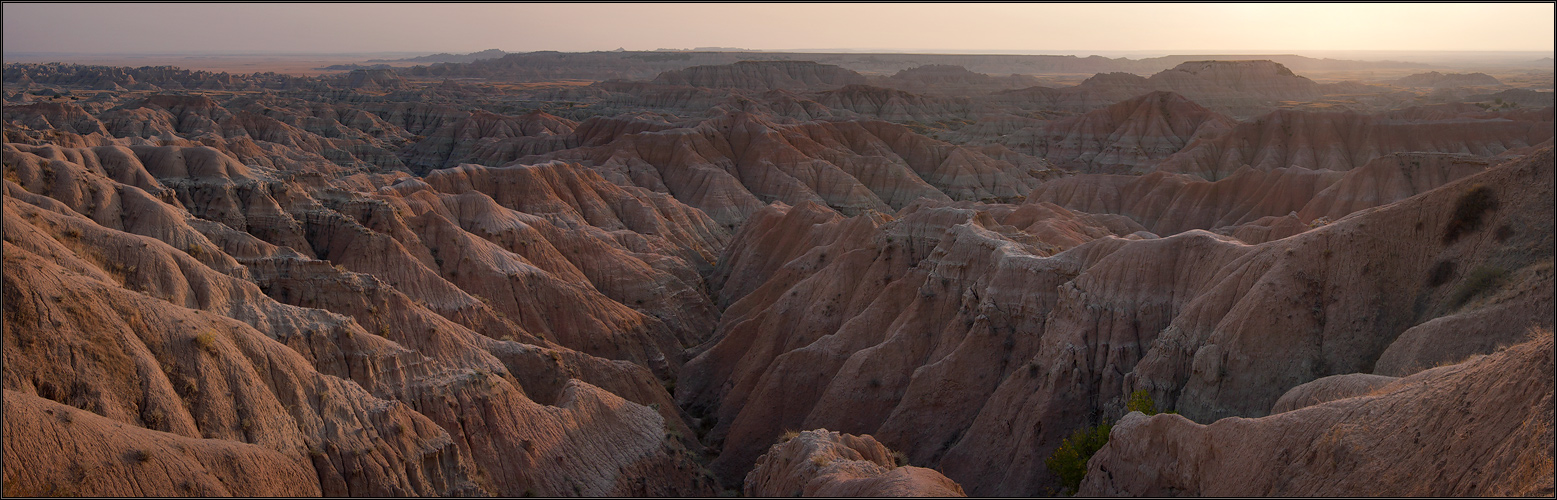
[{"xmin": 4, "ymin": 3, "xmax": 1553, "ymax": 55}]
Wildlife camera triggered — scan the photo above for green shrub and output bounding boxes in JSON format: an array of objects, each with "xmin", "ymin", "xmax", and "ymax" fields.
[
  {"xmin": 1450, "ymin": 265, "xmax": 1507, "ymax": 308},
  {"xmin": 1426, "ymin": 261, "xmax": 1456, "ymax": 287},
  {"xmin": 1045, "ymin": 421, "xmax": 1112, "ymax": 495},
  {"xmin": 1442, "ymin": 185, "xmax": 1497, "ymax": 244},
  {"xmin": 1125, "ymin": 390, "xmax": 1161, "ymax": 415}
]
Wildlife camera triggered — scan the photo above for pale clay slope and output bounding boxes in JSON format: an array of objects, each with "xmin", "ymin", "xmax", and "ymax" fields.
[
  {"xmin": 1081, "ymin": 328, "xmax": 1553, "ymax": 497},
  {"xmin": 744, "ymin": 430, "xmax": 966, "ymax": 497}
]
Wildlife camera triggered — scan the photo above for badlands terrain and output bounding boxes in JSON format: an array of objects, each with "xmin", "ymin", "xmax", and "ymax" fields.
[{"xmin": 2, "ymin": 50, "xmax": 1553, "ymax": 496}]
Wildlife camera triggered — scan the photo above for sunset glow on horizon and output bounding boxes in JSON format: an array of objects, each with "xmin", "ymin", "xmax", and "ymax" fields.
[{"xmin": 4, "ymin": 3, "xmax": 1553, "ymax": 56}]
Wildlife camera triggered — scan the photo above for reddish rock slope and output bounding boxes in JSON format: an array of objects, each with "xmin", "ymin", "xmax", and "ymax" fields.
[
  {"xmin": 682, "ymin": 147, "xmax": 1552, "ymax": 494},
  {"xmin": 1006, "ymin": 91, "xmax": 1236, "ymax": 173},
  {"xmin": 531, "ymin": 111, "xmax": 1050, "ymax": 227},
  {"xmin": 744, "ymin": 430, "xmax": 966, "ymax": 497},
  {"xmin": 1080, "ymin": 328, "xmax": 1553, "ymax": 497},
  {"xmin": 1155, "ymin": 105, "xmax": 1553, "ymax": 180},
  {"xmin": 2, "ymin": 139, "xmax": 727, "ymax": 496}
]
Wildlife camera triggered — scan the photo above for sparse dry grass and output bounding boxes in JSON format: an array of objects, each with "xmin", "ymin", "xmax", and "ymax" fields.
[{"xmin": 194, "ymin": 331, "xmax": 217, "ymax": 354}]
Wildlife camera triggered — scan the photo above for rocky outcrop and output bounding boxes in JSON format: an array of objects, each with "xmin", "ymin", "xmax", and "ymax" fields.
[
  {"xmin": 337, "ymin": 68, "xmax": 406, "ymax": 90},
  {"xmin": 1080, "ymin": 328, "xmax": 1553, "ymax": 497},
  {"xmin": 1004, "ymin": 91, "xmax": 1236, "ymax": 173},
  {"xmin": 405, "ymin": 110, "xmax": 578, "ymax": 173},
  {"xmin": 3, "ymin": 390, "xmax": 324, "ymax": 497},
  {"xmin": 1027, "ymin": 167, "xmax": 1344, "ymax": 235},
  {"xmin": 1155, "ymin": 105, "xmax": 1553, "ymax": 180},
  {"xmin": 4, "ymin": 102, "xmax": 111, "ymax": 136},
  {"xmin": 529, "ymin": 111, "xmax": 1050, "ymax": 227},
  {"xmin": 2, "ymin": 137, "xmax": 727, "ymax": 496},
  {"xmin": 744, "ymin": 430, "xmax": 966, "ymax": 497},
  {"xmin": 1029, "ymin": 150, "xmax": 1497, "ymax": 237},
  {"xmin": 1268, "ymin": 373, "xmax": 1398, "ymax": 413},
  {"xmin": 84, "ymin": 94, "xmax": 403, "ymax": 173},
  {"xmin": 944, "ymin": 148, "xmax": 1551, "ymax": 495},
  {"xmin": 1296, "ymin": 152, "xmax": 1494, "ymax": 222},
  {"xmin": 678, "ymin": 196, "xmax": 1150, "ymax": 487},
  {"xmin": 683, "ymin": 147, "xmax": 1552, "ymax": 494}
]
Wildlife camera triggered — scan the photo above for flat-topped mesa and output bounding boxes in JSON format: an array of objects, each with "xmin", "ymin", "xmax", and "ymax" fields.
[
  {"xmin": 1142, "ymin": 60, "xmax": 1321, "ymax": 117},
  {"xmin": 1152, "ymin": 60, "xmax": 1320, "ymax": 98},
  {"xmin": 1392, "ymin": 71, "xmax": 1505, "ymax": 88},
  {"xmin": 652, "ymin": 60, "xmax": 869, "ymax": 92}
]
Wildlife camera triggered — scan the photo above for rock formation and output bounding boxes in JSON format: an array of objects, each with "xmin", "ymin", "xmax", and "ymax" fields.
[
  {"xmin": 527, "ymin": 110, "xmax": 1050, "ymax": 227},
  {"xmin": 744, "ymin": 430, "xmax": 966, "ymax": 497},
  {"xmin": 1155, "ymin": 104, "xmax": 1553, "ymax": 180},
  {"xmin": 3, "ymin": 135, "xmax": 726, "ymax": 496},
  {"xmin": 1149, "ymin": 60, "xmax": 1321, "ymax": 104},
  {"xmin": 1080, "ymin": 328, "xmax": 1553, "ymax": 496},
  {"xmin": 1027, "ymin": 150, "xmax": 1497, "ymax": 236},
  {"xmin": 4, "ymin": 55, "xmax": 1551, "ymax": 498},
  {"xmin": 1001, "ymin": 91, "xmax": 1236, "ymax": 173},
  {"xmin": 1017, "ymin": 61, "xmax": 1327, "ymax": 118},
  {"xmin": 678, "ymin": 147, "xmax": 1552, "ymax": 493},
  {"xmin": 404, "ymin": 110, "xmax": 578, "ymax": 173},
  {"xmin": 812, "ymin": 85, "xmax": 978, "ymax": 123},
  {"xmin": 1393, "ymin": 71, "xmax": 1505, "ymax": 88}
]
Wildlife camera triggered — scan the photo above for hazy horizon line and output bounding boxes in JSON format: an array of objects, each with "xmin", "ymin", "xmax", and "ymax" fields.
[{"xmin": 6, "ymin": 48, "xmax": 1550, "ymax": 58}]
